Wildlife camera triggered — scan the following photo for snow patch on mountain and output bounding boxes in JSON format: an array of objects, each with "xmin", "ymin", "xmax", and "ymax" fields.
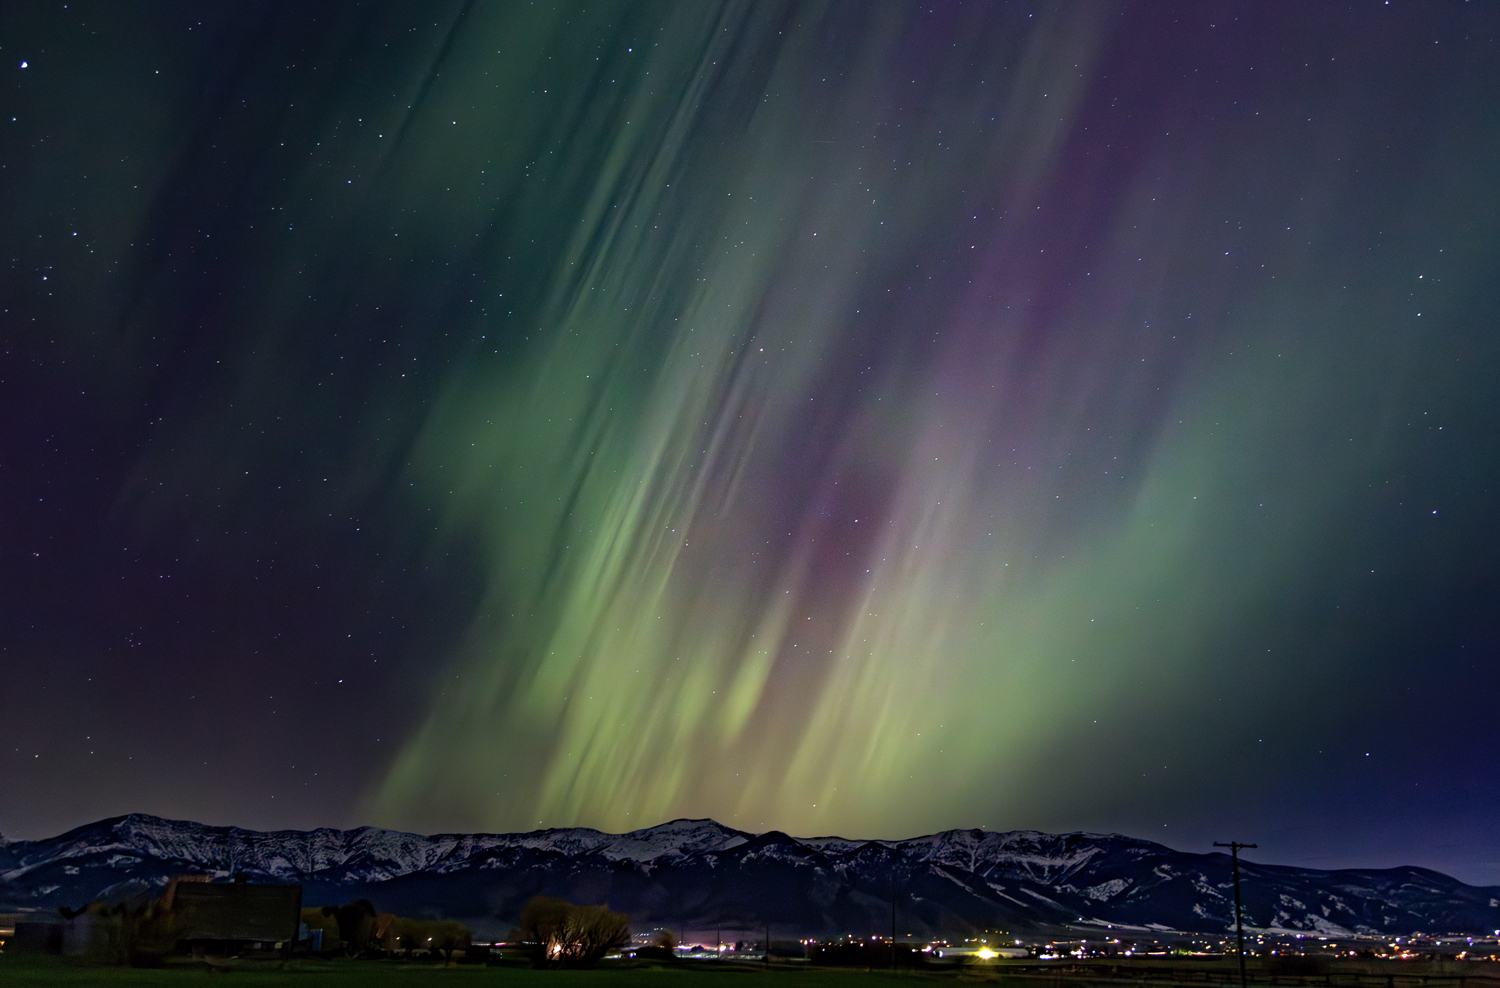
[{"xmin": 1081, "ymin": 879, "xmax": 1130, "ymax": 901}]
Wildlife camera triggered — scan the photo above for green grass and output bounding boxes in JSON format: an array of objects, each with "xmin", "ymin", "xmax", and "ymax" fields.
[{"xmin": 0, "ymin": 956, "xmax": 978, "ymax": 988}]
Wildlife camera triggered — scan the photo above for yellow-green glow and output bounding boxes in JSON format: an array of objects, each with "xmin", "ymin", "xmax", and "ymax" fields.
[{"xmin": 364, "ymin": 3, "xmax": 1466, "ymax": 839}]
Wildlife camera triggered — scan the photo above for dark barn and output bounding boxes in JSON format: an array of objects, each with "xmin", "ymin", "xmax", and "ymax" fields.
[{"xmin": 171, "ymin": 883, "xmax": 301, "ymax": 954}]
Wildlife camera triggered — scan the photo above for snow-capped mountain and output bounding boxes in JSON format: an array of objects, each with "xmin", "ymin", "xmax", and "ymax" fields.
[{"xmin": 3, "ymin": 814, "xmax": 1497, "ymax": 938}]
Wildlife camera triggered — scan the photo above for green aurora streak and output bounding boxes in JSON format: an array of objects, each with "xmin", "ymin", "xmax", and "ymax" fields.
[{"xmin": 362, "ymin": 3, "xmax": 1493, "ymax": 838}]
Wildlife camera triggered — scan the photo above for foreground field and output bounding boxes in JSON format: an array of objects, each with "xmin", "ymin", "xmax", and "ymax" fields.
[
  {"xmin": 0, "ymin": 958, "xmax": 942, "ymax": 988},
  {"xmin": 5, "ymin": 955, "xmax": 1497, "ymax": 988}
]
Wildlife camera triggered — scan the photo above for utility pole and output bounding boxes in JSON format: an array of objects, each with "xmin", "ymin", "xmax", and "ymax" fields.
[
  {"xmin": 890, "ymin": 868, "xmax": 899, "ymax": 973},
  {"xmin": 1214, "ymin": 842, "xmax": 1257, "ymax": 988}
]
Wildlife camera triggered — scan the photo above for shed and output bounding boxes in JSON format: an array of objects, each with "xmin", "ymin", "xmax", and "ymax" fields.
[{"xmin": 171, "ymin": 882, "xmax": 302, "ymax": 949}]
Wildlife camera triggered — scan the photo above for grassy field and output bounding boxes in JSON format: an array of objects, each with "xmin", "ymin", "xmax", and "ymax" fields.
[
  {"xmin": 7, "ymin": 954, "xmax": 1491, "ymax": 988},
  {"xmin": 0, "ymin": 957, "xmax": 965, "ymax": 988}
]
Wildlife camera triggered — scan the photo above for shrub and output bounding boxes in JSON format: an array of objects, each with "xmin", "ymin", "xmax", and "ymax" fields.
[
  {"xmin": 516, "ymin": 896, "xmax": 629, "ymax": 968},
  {"xmin": 322, "ymin": 899, "xmax": 377, "ymax": 956}
]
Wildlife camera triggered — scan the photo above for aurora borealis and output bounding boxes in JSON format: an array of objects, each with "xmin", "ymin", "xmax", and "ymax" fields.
[{"xmin": 4, "ymin": 2, "xmax": 1500, "ymax": 884}]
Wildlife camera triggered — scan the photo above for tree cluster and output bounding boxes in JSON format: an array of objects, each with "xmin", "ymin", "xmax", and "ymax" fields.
[
  {"xmin": 58, "ymin": 898, "xmax": 191, "ymax": 967},
  {"xmin": 515, "ymin": 896, "xmax": 630, "ymax": 969},
  {"xmin": 303, "ymin": 902, "xmax": 470, "ymax": 960}
]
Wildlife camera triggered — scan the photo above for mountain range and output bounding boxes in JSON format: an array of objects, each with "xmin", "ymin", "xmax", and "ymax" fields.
[{"xmin": 3, "ymin": 815, "xmax": 1497, "ymax": 939}]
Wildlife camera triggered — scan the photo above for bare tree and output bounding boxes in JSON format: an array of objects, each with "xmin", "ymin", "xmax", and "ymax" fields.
[{"xmin": 517, "ymin": 896, "xmax": 629, "ymax": 969}]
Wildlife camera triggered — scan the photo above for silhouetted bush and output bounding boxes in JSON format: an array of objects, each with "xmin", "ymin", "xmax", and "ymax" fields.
[
  {"xmin": 516, "ymin": 896, "xmax": 629, "ymax": 968},
  {"xmin": 322, "ymin": 899, "xmax": 377, "ymax": 956},
  {"xmin": 104, "ymin": 897, "xmax": 194, "ymax": 966},
  {"xmin": 634, "ymin": 944, "xmax": 677, "ymax": 961}
]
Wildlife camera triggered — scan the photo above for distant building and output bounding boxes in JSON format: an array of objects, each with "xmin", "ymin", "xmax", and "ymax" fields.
[
  {"xmin": 170, "ymin": 881, "xmax": 302, "ymax": 952},
  {"xmin": 298, "ymin": 922, "xmax": 323, "ymax": 951},
  {"xmin": 9, "ymin": 911, "xmax": 112, "ymax": 957},
  {"xmin": 0, "ymin": 913, "xmax": 25, "ymax": 951},
  {"xmin": 7, "ymin": 880, "xmax": 303, "ymax": 958}
]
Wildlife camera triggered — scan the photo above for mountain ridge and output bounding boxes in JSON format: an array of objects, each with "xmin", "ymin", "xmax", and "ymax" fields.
[{"xmin": 3, "ymin": 813, "xmax": 1496, "ymax": 939}]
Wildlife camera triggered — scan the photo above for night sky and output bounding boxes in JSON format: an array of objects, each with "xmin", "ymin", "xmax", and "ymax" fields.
[{"xmin": 4, "ymin": 2, "xmax": 1500, "ymax": 886}]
